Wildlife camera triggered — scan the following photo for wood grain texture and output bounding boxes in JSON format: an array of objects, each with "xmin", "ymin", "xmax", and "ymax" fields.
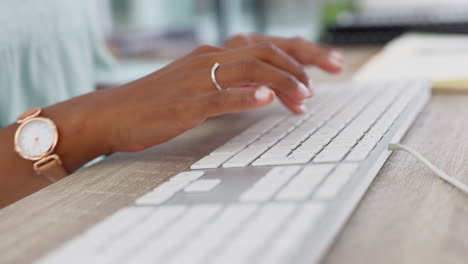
[
  {"xmin": 2, "ymin": 47, "xmax": 468, "ymax": 264},
  {"xmin": 0, "ymin": 107, "xmax": 269, "ymax": 264}
]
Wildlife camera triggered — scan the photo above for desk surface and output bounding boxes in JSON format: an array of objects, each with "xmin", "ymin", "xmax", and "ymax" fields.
[{"xmin": 1, "ymin": 48, "xmax": 468, "ymax": 264}]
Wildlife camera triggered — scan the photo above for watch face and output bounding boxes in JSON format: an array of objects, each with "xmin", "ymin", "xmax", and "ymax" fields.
[{"xmin": 15, "ymin": 117, "xmax": 58, "ymax": 160}]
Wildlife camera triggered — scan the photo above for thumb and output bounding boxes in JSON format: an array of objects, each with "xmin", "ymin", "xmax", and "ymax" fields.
[{"xmin": 196, "ymin": 87, "xmax": 275, "ymax": 118}]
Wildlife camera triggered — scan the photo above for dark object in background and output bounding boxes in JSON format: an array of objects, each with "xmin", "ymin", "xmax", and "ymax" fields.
[{"xmin": 321, "ymin": 8, "xmax": 468, "ymax": 45}]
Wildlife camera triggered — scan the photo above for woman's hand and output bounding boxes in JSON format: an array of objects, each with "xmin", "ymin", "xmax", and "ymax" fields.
[
  {"xmin": 35, "ymin": 36, "xmax": 345, "ymax": 171},
  {"xmin": 0, "ymin": 35, "xmax": 343, "ymax": 205},
  {"xmin": 225, "ymin": 34, "xmax": 344, "ymax": 73},
  {"xmin": 94, "ymin": 39, "xmax": 343, "ymax": 153}
]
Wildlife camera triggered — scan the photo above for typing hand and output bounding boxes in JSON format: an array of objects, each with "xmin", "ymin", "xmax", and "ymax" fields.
[
  {"xmin": 225, "ymin": 34, "xmax": 344, "ymax": 74},
  {"xmin": 94, "ymin": 39, "xmax": 341, "ymax": 152},
  {"xmin": 0, "ymin": 35, "xmax": 344, "ymax": 204},
  {"xmin": 95, "ymin": 39, "xmax": 341, "ymax": 152}
]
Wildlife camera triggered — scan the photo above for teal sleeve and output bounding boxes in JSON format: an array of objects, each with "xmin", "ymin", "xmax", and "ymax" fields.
[{"xmin": 0, "ymin": 0, "xmax": 115, "ymax": 127}]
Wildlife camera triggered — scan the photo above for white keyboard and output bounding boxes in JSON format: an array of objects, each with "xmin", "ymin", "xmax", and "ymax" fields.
[
  {"xmin": 191, "ymin": 79, "xmax": 409, "ymax": 169},
  {"xmin": 38, "ymin": 79, "xmax": 431, "ymax": 264}
]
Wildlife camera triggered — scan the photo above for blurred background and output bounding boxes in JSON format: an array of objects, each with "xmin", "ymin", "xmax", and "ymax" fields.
[
  {"xmin": 93, "ymin": 0, "xmax": 468, "ymax": 85},
  {"xmin": 95, "ymin": 0, "xmax": 468, "ymax": 59},
  {"xmin": 99, "ymin": 0, "xmax": 332, "ymax": 59}
]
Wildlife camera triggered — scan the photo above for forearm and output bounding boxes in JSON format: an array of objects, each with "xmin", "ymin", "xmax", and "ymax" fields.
[
  {"xmin": 0, "ymin": 90, "xmax": 111, "ymax": 207},
  {"xmin": 0, "ymin": 36, "xmax": 342, "ymax": 208}
]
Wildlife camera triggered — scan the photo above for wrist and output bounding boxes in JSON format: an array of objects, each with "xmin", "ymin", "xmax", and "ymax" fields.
[{"xmin": 41, "ymin": 91, "xmax": 113, "ymax": 172}]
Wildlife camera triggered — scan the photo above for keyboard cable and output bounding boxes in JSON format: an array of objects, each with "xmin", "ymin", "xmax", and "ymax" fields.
[{"xmin": 388, "ymin": 143, "xmax": 468, "ymax": 196}]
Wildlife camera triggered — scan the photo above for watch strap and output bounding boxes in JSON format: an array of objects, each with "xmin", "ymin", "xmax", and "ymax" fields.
[
  {"xmin": 17, "ymin": 107, "xmax": 41, "ymax": 123},
  {"xmin": 34, "ymin": 155, "xmax": 68, "ymax": 183}
]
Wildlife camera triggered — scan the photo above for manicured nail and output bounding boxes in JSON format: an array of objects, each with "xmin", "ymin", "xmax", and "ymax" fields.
[
  {"xmin": 330, "ymin": 58, "xmax": 344, "ymax": 69},
  {"xmin": 308, "ymin": 81, "xmax": 315, "ymax": 96},
  {"xmin": 329, "ymin": 51, "xmax": 344, "ymax": 68},
  {"xmin": 255, "ymin": 88, "xmax": 272, "ymax": 102},
  {"xmin": 329, "ymin": 50, "xmax": 343, "ymax": 62},
  {"xmin": 299, "ymin": 104, "xmax": 307, "ymax": 113},
  {"xmin": 298, "ymin": 82, "xmax": 312, "ymax": 98}
]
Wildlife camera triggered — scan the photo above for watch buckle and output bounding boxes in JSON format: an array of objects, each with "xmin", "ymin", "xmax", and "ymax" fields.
[{"xmin": 33, "ymin": 154, "xmax": 63, "ymax": 174}]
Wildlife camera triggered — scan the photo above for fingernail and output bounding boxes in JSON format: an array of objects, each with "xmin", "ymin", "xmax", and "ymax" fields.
[
  {"xmin": 329, "ymin": 50, "xmax": 343, "ymax": 62},
  {"xmin": 330, "ymin": 57, "xmax": 344, "ymax": 69},
  {"xmin": 329, "ymin": 51, "xmax": 344, "ymax": 68},
  {"xmin": 255, "ymin": 88, "xmax": 272, "ymax": 102},
  {"xmin": 308, "ymin": 81, "xmax": 315, "ymax": 96},
  {"xmin": 298, "ymin": 82, "xmax": 312, "ymax": 98},
  {"xmin": 299, "ymin": 104, "xmax": 307, "ymax": 113}
]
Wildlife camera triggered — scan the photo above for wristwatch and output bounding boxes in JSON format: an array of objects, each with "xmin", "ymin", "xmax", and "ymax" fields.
[{"xmin": 14, "ymin": 107, "xmax": 68, "ymax": 182}]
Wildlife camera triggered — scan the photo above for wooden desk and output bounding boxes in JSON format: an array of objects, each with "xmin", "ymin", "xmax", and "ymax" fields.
[{"xmin": 1, "ymin": 48, "xmax": 468, "ymax": 264}]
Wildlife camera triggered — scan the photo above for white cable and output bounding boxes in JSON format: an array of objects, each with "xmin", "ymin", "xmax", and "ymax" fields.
[{"xmin": 388, "ymin": 143, "xmax": 468, "ymax": 196}]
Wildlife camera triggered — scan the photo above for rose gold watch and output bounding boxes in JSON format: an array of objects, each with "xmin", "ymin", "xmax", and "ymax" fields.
[{"xmin": 14, "ymin": 108, "xmax": 68, "ymax": 182}]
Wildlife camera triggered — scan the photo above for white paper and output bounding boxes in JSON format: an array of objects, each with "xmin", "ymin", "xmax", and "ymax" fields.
[{"xmin": 353, "ymin": 33, "xmax": 468, "ymax": 82}]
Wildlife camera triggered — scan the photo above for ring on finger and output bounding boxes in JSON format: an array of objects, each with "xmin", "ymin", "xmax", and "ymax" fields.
[{"xmin": 211, "ymin": 62, "xmax": 223, "ymax": 91}]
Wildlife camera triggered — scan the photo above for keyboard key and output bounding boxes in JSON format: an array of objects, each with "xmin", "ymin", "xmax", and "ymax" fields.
[
  {"xmin": 184, "ymin": 179, "xmax": 221, "ymax": 193},
  {"xmin": 136, "ymin": 171, "xmax": 205, "ymax": 205},
  {"xmin": 96, "ymin": 206, "xmax": 187, "ymax": 262},
  {"xmin": 249, "ymin": 136, "xmax": 279, "ymax": 148},
  {"xmin": 166, "ymin": 204, "xmax": 257, "ymax": 264},
  {"xmin": 223, "ymin": 146, "xmax": 268, "ymax": 168},
  {"xmin": 213, "ymin": 203, "xmax": 297, "ymax": 264},
  {"xmin": 301, "ymin": 135, "xmax": 331, "ymax": 147},
  {"xmin": 169, "ymin": 171, "xmax": 204, "ymax": 183},
  {"xmin": 315, "ymin": 163, "xmax": 359, "ymax": 200},
  {"xmin": 136, "ymin": 180, "xmax": 192, "ymax": 205},
  {"xmin": 313, "ymin": 147, "xmax": 350, "ymax": 163},
  {"xmin": 326, "ymin": 139, "xmax": 357, "ymax": 149},
  {"xmin": 266, "ymin": 124, "xmax": 294, "ymax": 137},
  {"xmin": 280, "ymin": 129, "xmax": 310, "ymax": 143},
  {"xmin": 251, "ymin": 155, "xmax": 311, "ymax": 166},
  {"xmin": 128, "ymin": 204, "xmax": 221, "ymax": 264},
  {"xmin": 260, "ymin": 147, "xmax": 291, "ymax": 158},
  {"xmin": 228, "ymin": 133, "xmax": 261, "ymax": 146},
  {"xmin": 274, "ymin": 140, "xmax": 301, "ymax": 149},
  {"xmin": 239, "ymin": 166, "xmax": 300, "ymax": 202},
  {"xmin": 258, "ymin": 202, "xmax": 326, "ymax": 264},
  {"xmin": 191, "ymin": 153, "xmax": 234, "ymax": 169},
  {"xmin": 346, "ymin": 143, "xmax": 375, "ymax": 161},
  {"xmin": 291, "ymin": 145, "xmax": 322, "ymax": 155},
  {"xmin": 210, "ymin": 143, "xmax": 245, "ymax": 154},
  {"xmin": 276, "ymin": 164, "xmax": 334, "ymax": 201},
  {"xmin": 246, "ymin": 116, "xmax": 286, "ymax": 133},
  {"xmin": 287, "ymin": 151, "xmax": 317, "ymax": 161},
  {"xmin": 67, "ymin": 207, "xmax": 154, "ymax": 253}
]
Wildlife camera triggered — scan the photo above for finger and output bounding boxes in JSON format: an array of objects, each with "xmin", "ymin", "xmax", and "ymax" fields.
[
  {"xmin": 184, "ymin": 66, "xmax": 304, "ymax": 114},
  {"xmin": 224, "ymin": 34, "xmax": 254, "ymax": 49},
  {"xmin": 213, "ymin": 42, "xmax": 311, "ymax": 89},
  {"xmin": 184, "ymin": 42, "xmax": 311, "ymax": 90},
  {"xmin": 182, "ymin": 45, "xmax": 227, "ymax": 59},
  {"xmin": 248, "ymin": 34, "xmax": 344, "ymax": 73},
  {"xmin": 158, "ymin": 45, "xmax": 227, "ymax": 75},
  {"xmin": 213, "ymin": 58, "xmax": 312, "ymax": 103},
  {"xmin": 285, "ymin": 39, "xmax": 343, "ymax": 73},
  {"xmin": 277, "ymin": 94, "xmax": 307, "ymax": 115},
  {"xmin": 194, "ymin": 87, "xmax": 275, "ymax": 118}
]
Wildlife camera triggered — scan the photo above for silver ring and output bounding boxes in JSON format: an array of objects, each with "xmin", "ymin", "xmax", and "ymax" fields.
[{"xmin": 211, "ymin": 62, "xmax": 223, "ymax": 91}]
